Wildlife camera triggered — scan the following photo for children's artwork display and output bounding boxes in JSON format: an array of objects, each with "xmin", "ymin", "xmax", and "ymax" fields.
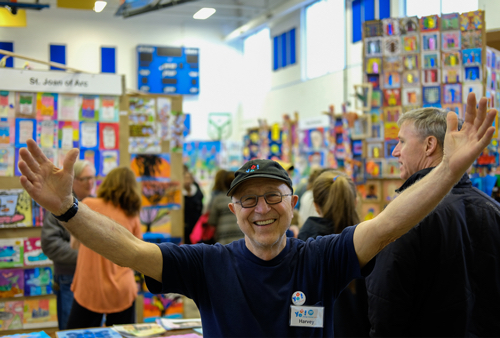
[
  {"xmin": 24, "ymin": 267, "xmax": 53, "ymax": 296},
  {"xmin": 0, "ymin": 269, "xmax": 24, "ymax": 298},
  {"xmin": 22, "ymin": 298, "xmax": 57, "ymax": 329},
  {"xmin": 0, "ymin": 239, "xmax": 24, "ymax": 268},
  {"xmin": 0, "ymin": 190, "xmax": 33, "ymax": 228},
  {"xmin": 56, "ymin": 328, "xmax": 123, "ymax": 338},
  {"xmin": 23, "ymin": 238, "xmax": 52, "ymax": 266},
  {"xmin": 0, "ymin": 300, "xmax": 24, "ymax": 330}
]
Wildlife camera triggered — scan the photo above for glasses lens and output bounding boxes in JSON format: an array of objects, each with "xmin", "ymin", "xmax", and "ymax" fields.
[
  {"xmin": 79, "ymin": 176, "xmax": 95, "ymax": 183},
  {"xmin": 265, "ymin": 192, "xmax": 282, "ymax": 204},
  {"xmin": 241, "ymin": 195, "xmax": 258, "ymax": 208}
]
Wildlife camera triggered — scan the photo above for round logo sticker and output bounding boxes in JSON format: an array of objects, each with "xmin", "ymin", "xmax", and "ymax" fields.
[{"xmin": 291, "ymin": 291, "xmax": 306, "ymax": 305}]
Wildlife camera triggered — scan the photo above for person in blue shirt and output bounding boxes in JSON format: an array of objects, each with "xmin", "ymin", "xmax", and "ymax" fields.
[{"xmin": 17, "ymin": 93, "xmax": 496, "ymax": 337}]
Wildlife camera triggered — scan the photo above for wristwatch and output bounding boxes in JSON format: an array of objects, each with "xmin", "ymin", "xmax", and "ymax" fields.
[{"xmin": 53, "ymin": 196, "xmax": 79, "ymax": 222}]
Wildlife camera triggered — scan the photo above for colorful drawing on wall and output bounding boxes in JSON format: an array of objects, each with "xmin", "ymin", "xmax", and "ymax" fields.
[
  {"xmin": 422, "ymin": 86, "xmax": 441, "ymax": 106},
  {"xmin": 0, "ymin": 269, "xmax": 24, "ymax": 298},
  {"xmin": 0, "ymin": 118, "xmax": 14, "ymax": 146},
  {"xmin": 399, "ymin": 16, "xmax": 419, "ymax": 35},
  {"xmin": 464, "ymin": 65, "xmax": 482, "ymax": 82},
  {"xmin": 370, "ymin": 108, "xmax": 383, "ymax": 123},
  {"xmin": 23, "ymin": 238, "xmax": 51, "ymax": 267},
  {"xmin": 420, "ymin": 15, "xmax": 439, "ymax": 32},
  {"xmin": 15, "ymin": 118, "xmax": 36, "ymax": 148},
  {"xmin": 383, "ymin": 89, "xmax": 401, "ymax": 106},
  {"xmin": 361, "ymin": 180, "xmax": 382, "ymax": 202},
  {"xmin": 142, "ymin": 292, "xmax": 183, "ymax": 322},
  {"xmin": 58, "ymin": 121, "xmax": 79, "ymax": 149},
  {"xmin": 36, "ymin": 93, "xmax": 58, "ymax": 121},
  {"xmin": 157, "ymin": 97, "xmax": 172, "ymax": 141},
  {"xmin": 365, "ymin": 159, "xmax": 384, "ymax": 179},
  {"xmin": 129, "ymin": 97, "xmax": 155, "ymax": 119},
  {"xmin": 382, "ymin": 179, "xmax": 402, "ymax": 203},
  {"xmin": 99, "ymin": 96, "xmax": 119, "ymax": 122},
  {"xmin": 384, "ymin": 122, "xmax": 399, "ymax": 140},
  {"xmin": 302, "ymin": 128, "xmax": 326, "ymax": 152},
  {"xmin": 442, "ymin": 51, "xmax": 461, "ymax": 67},
  {"xmin": 79, "ymin": 95, "xmax": 99, "ymax": 121},
  {"xmin": 442, "ymin": 103, "xmax": 464, "ymax": 119},
  {"xmin": 139, "ymin": 208, "xmax": 171, "ymax": 233},
  {"xmin": 383, "ymin": 37, "xmax": 400, "ymax": 56},
  {"xmin": 170, "ymin": 112, "xmax": 185, "ymax": 153},
  {"xmin": 385, "ymin": 159, "xmax": 401, "ymax": 178},
  {"xmin": 367, "ymin": 142, "xmax": 384, "ymax": 158},
  {"xmin": 99, "ymin": 123, "xmax": 119, "ymax": 150},
  {"xmin": 460, "ymin": 10, "xmax": 484, "ymax": 31},
  {"xmin": 383, "ymin": 56, "xmax": 402, "ymax": 72},
  {"xmin": 382, "ymin": 72, "xmax": 401, "ymax": 89},
  {"xmin": 99, "ymin": 150, "xmax": 119, "ymax": 177},
  {"xmin": 421, "ymin": 32, "xmax": 440, "ymax": 51},
  {"xmin": 140, "ymin": 180, "xmax": 181, "ymax": 209},
  {"xmin": 0, "ymin": 238, "xmax": 24, "ymax": 268},
  {"xmin": 361, "ymin": 202, "xmax": 382, "ymax": 221},
  {"xmin": 22, "ymin": 298, "xmax": 57, "ymax": 329},
  {"xmin": 383, "ymin": 107, "xmax": 402, "ymax": 123},
  {"xmin": 462, "ymin": 30, "xmax": 482, "ymax": 49},
  {"xmin": 441, "ymin": 12, "xmax": 459, "ymax": 30},
  {"xmin": 0, "ymin": 91, "xmax": 14, "ymax": 118},
  {"xmin": 131, "ymin": 154, "xmax": 170, "ymax": 180},
  {"xmin": 31, "ymin": 199, "xmax": 44, "ymax": 228},
  {"xmin": 365, "ymin": 57, "xmax": 382, "ymax": 74},
  {"xmin": 57, "ymin": 94, "xmax": 80, "ymax": 121},
  {"xmin": 79, "ymin": 148, "xmax": 99, "ymax": 176},
  {"xmin": 79, "ymin": 121, "xmax": 99, "ymax": 150},
  {"xmin": 129, "ymin": 137, "xmax": 161, "ymax": 154},
  {"xmin": 463, "ymin": 83, "xmax": 483, "ymax": 104},
  {"xmin": 442, "ymin": 67, "xmax": 462, "ymax": 83},
  {"xmin": 422, "ymin": 52, "xmax": 439, "ymax": 69},
  {"xmin": 382, "ymin": 18, "xmax": 399, "ymax": 36},
  {"xmin": 371, "ymin": 90, "xmax": 382, "ymax": 108},
  {"xmin": 443, "ymin": 84, "xmax": 462, "ymax": 104},
  {"xmin": 441, "ymin": 31, "xmax": 461, "ymax": 50},
  {"xmin": 0, "ymin": 190, "xmax": 33, "ymax": 228},
  {"xmin": 402, "ymin": 87, "xmax": 422, "ymax": 106},
  {"xmin": 129, "ymin": 122, "xmax": 156, "ymax": 138},
  {"xmin": 368, "ymin": 122, "xmax": 384, "ymax": 142},
  {"xmin": 0, "ymin": 300, "xmax": 24, "ymax": 330},
  {"xmin": 462, "ymin": 48, "xmax": 482, "ymax": 65},
  {"xmin": 365, "ymin": 38, "xmax": 383, "ymax": 57},
  {"xmin": 364, "ymin": 20, "xmax": 383, "ymax": 37},
  {"xmin": 402, "ymin": 69, "xmax": 420, "ymax": 86},
  {"xmin": 421, "ymin": 69, "xmax": 440, "ymax": 86},
  {"xmin": 0, "ymin": 146, "xmax": 14, "ymax": 177},
  {"xmin": 401, "ymin": 34, "xmax": 419, "ymax": 54},
  {"xmin": 402, "ymin": 54, "xmax": 419, "ymax": 70},
  {"xmin": 24, "ymin": 267, "xmax": 53, "ymax": 296},
  {"xmin": 384, "ymin": 140, "xmax": 398, "ymax": 158},
  {"xmin": 15, "ymin": 92, "xmax": 36, "ymax": 119},
  {"xmin": 36, "ymin": 120, "xmax": 58, "ymax": 149}
]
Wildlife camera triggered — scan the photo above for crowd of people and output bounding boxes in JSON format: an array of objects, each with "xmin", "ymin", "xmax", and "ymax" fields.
[{"xmin": 33, "ymin": 93, "xmax": 500, "ymax": 336}]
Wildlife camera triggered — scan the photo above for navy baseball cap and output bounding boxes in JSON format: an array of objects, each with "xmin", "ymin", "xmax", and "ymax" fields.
[{"xmin": 226, "ymin": 159, "xmax": 294, "ymax": 196}]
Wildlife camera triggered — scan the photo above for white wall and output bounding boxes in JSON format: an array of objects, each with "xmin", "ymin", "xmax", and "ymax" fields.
[{"xmin": 0, "ymin": 7, "xmax": 244, "ymax": 142}]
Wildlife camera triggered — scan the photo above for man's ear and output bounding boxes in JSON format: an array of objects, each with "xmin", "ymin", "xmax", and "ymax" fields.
[
  {"xmin": 228, "ymin": 202, "xmax": 236, "ymax": 215},
  {"xmin": 425, "ymin": 136, "xmax": 439, "ymax": 156},
  {"xmin": 291, "ymin": 195, "xmax": 299, "ymax": 209}
]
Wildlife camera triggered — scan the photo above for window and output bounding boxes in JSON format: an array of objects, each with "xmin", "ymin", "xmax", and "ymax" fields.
[
  {"xmin": 406, "ymin": 0, "xmax": 478, "ymax": 17},
  {"xmin": 304, "ymin": 0, "xmax": 345, "ymax": 79}
]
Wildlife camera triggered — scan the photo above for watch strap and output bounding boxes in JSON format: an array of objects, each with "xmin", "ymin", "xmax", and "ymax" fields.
[{"xmin": 53, "ymin": 196, "xmax": 79, "ymax": 222}]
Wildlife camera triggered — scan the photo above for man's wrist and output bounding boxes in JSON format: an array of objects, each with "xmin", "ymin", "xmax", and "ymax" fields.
[{"xmin": 53, "ymin": 196, "xmax": 79, "ymax": 222}]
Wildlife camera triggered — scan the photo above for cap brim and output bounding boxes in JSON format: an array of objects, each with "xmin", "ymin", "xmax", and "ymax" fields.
[{"xmin": 226, "ymin": 174, "xmax": 293, "ymax": 196}]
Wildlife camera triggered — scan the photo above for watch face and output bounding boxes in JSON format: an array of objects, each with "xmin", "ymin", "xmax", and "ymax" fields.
[{"xmin": 53, "ymin": 197, "xmax": 78, "ymax": 222}]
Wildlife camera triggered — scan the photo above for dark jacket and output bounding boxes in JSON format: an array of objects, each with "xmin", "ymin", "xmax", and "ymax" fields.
[
  {"xmin": 299, "ymin": 217, "xmax": 370, "ymax": 337},
  {"xmin": 183, "ymin": 181, "xmax": 204, "ymax": 244},
  {"xmin": 366, "ymin": 167, "xmax": 500, "ymax": 337}
]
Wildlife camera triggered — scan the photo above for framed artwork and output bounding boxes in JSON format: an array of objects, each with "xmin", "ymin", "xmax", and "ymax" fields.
[
  {"xmin": 442, "ymin": 51, "xmax": 461, "ymax": 67},
  {"xmin": 352, "ymin": 157, "xmax": 366, "ymax": 184},
  {"xmin": 462, "ymin": 48, "xmax": 482, "ymax": 66},
  {"xmin": 401, "ymin": 34, "xmax": 419, "ymax": 54},
  {"xmin": 365, "ymin": 37, "xmax": 383, "ymax": 57},
  {"xmin": 366, "ymin": 57, "xmax": 382, "ymax": 74},
  {"xmin": 354, "ymin": 84, "xmax": 373, "ymax": 112},
  {"xmin": 382, "ymin": 180, "xmax": 403, "ymax": 203},
  {"xmin": 352, "ymin": 139, "xmax": 363, "ymax": 156},
  {"xmin": 462, "ymin": 30, "xmax": 483, "ymax": 49},
  {"xmin": 441, "ymin": 13, "xmax": 459, "ymax": 31},
  {"xmin": 367, "ymin": 121, "xmax": 385, "ymax": 142},
  {"xmin": 361, "ymin": 180, "xmax": 382, "ymax": 202},
  {"xmin": 384, "ymin": 159, "xmax": 401, "ymax": 178},
  {"xmin": 486, "ymin": 68, "xmax": 495, "ymax": 90},
  {"xmin": 421, "ymin": 69, "xmax": 440, "ymax": 86},
  {"xmin": 385, "ymin": 140, "xmax": 398, "ymax": 158},
  {"xmin": 364, "ymin": 20, "xmax": 383, "ymax": 37},
  {"xmin": 371, "ymin": 90, "xmax": 382, "ymax": 108},
  {"xmin": 383, "ymin": 89, "xmax": 401, "ymax": 106},
  {"xmin": 487, "ymin": 48, "xmax": 495, "ymax": 68},
  {"xmin": 422, "ymin": 52, "xmax": 440, "ymax": 69},
  {"xmin": 420, "ymin": 15, "xmax": 440, "ymax": 32},
  {"xmin": 399, "ymin": 16, "xmax": 419, "ymax": 35},
  {"xmin": 402, "ymin": 87, "xmax": 422, "ymax": 106},
  {"xmin": 486, "ymin": 90, "xmax": 495, "ymax": 108},
  {"xmin": 384, "ymin": 122, "xmax": 399, "ymax": 140},
  {"xmin": 443, "ymin": 84, "xmax": 462, "ymax": 104},
  {"xmin": 351, "ymin": 115, "xmax": 372, "ymax": 140},
  {"xmin": 442, "ymin": 67, "xmax": 462, "ymax": 84},
  {"xmin": 402, "ymin": 70, "xmax": 420, "ymax": 87},
  {"xmin": 382, "ymin": 72, "xmax": 401, "ymax": 89},
  {"xmin": 365, "ymin": 159, "xmax": 384, "ymax": 179},
  {"xmin": 383, "ymin": 18, "xmax": 399, "ymax": 36},
  {"xmin": 422, "ymin": 86, "xmax": 441, "ymax": 106},
  {"xmin": 403, "ymin": 54, "xmax": 419, "ymax": 70},
  {"xmin": 441, "ymin": 31, "xmax": 461, "ymax": 50},
  {"xmin": 421, "ymin": 32, "xmax": 440, "ymax": 52},
  {"xmin": 459, "ymin": 10, "xmax": 484, "ymax": 31},
  {"xmin": 464, "ymin": 65, "xmax": 482, "ymax": 82},
  {"xmin": 361, "ymin": 202, "xmax": 382, "ymax": 221},
  {"xmin": 366, "ymin": 74, "xmax": 380, "ymax": 89},
  {"xmin": 462, "ymin": 83, "xmax": 483, "ymax": 104},
  {"xmin": 383, "ymin": 106, "xmax": 402, "ymax": 123},
  {"xmin": 383, "ymin": 56, "xmax": 403, "ymax": 72},
  {"xmin": 383, "ymin": 37, "xmax": 401, "ymax": 56},
  {"xmin": 367, "ymin": 142, "xmax": 384, "ymax": 158}
]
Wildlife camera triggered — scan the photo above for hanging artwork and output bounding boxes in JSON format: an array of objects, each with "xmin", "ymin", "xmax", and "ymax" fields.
[
  {"xmin": 462, "ymin": 30, "xmax": 483, "ymax": 49},
  {"xmin": 402, "ymin": 70, "xmax": 420, "ymax": 87},
  {"xmin": 79, "ymin": 95, "xmax": 99, "ymax": 121},
  {"xmin": 421, "ymin": 32, "xmax": 440, "ymax": 52},
  {"xmin": 460, "ymin": 10, "xmax": 484, "ymax": 31},
  {"xmin": 157, "ymin": 97, "xmax": 172, "ymax": 141},
  {"xmin": 364, "ymin": 20, "xmax": 383, "ymax": 37},
  {"xmin": 14, "ymin": 118, "xmax": 36, "ymax": 148},
  {"xmin": 0, "ymin": 91, "xmax": 15, "ymax": 118},
  {"xmin": 382, "ymin": 18, "xmax": 399, "ymax": 36},
  {"xmin": 99, "ymin": 96, "xmax": 119, "ymax": 122},
  {"xmin": 0, "ymin": 118, "xmax": 14, "ymax": 146},
  {"xmin": 402, "ymin": 87, "xmax": 422, "ymax": 106},
  {"xmin": 0, "ymin": 300, "xmax": 24, "ymax": 330},
  {"xmin": 420, "ymin": 15, "xmax": 440, "ymax": 32},
  {"xmin": 462, "ymin": 83, "xmax": 483, "ymax": 104},
  {"xmin": 130, "ymin": 154, "xmax": 171, "ymax": 180},
  {"xmin": 383, "ymin": 89, "xmax": 401, "ymax": 106},
  {"xmin": 383, "ymin": 37, "xmax": 401, "ymax": 56},
  {"xmin": 22, "ymin": 298, "xmax": 57, "ymax": 329},
  {"xmin": 36, "ymin": 93, "xmax": 58, "ymax": 121},
  {"xmin": 365, "ymin": 57, "xmax": 382, "ymax": 74},
  {"xmin": 0, "ymin": 268, "xmax": 24, "ymax": 298},
  {"xmin": 421, "ymin": 69, "xmax": 440, "ymax": 86},
  {"xmin": 58, "ymin": 121, "xmax": 79, "ymax": 149},
  {"xmin": 99, "ymin": 150, "xmax": 119, "ymax": 176},
  {"xmin": 57, "ymin": 94, "xmax": 80, "ymax": 121},
  {"xmin": 0, "ymin": 146, "xmax": 14, "ymax": 176},
  {"xmin": 441, "ymin": 13, "xmax": 460, "ymax": 30},
  {"xmin": 441, "ymin": 31, "xmax": 461, "ymax": 50},
  {"xmin": 139, "ymin": 208, "xmax": 171, "ymax": 233},
  {"xmin": 442, "ymin": 103, "xmax": 464, "ymax": 119},
  {"xmin": 382, "ymin": 72, "xmax": 401, "ymax": 89},
  {"xmin": 403, "ymin": 54, "xmax": 419, "ymax": 70},
  {"xmin": 140, "ymin": 181, "xmax": 181, "ymax": 209},
  {"xmin": 79, "ymin": 121, "xmax": 99, "ymax": 150},
  {"xmin": 365, "ymin": 38, "xmax": 383, "ymax": 57},
  {"xmin": 399, "ymin": 16, "xmax": 419, "ymax": 35},
  {"xmin": 0, "ymin": 190, "xmax": 33, "ymax": 228},
  {"xmin": 443, "ymin": 84, "xmax": 462, "ymax": 104},
  {"xmin": 422, "ymin": 86, "xmax": 442, "ymax": 106},
  {"xmin": 24, "ymin": 267, "xmax": 53, "ymax": 296},
  {"xmin": 36, "ymin": 120, "xmax": 58, "ymax": 149},
  {"xmin": 383, "ymin": 107, "xmax": 402, "ymax": 123},
  {"xmin": 99, "ymin": 123, "xmax": 119, "ymax": 150},
  {"xmin": 15, "ymin": 92, "xmax": 36, "ymax": 119},
  {"xmin": 442, "ymin": 67, "xmax": 462, "ymax": 83},
  {"xmin": 422, "ymin": 52, "xmax": 440, "ymax": 69},
  {"xmin": 0, "ymin": 238, "xmax": 24, "ymax": 268},
  {"xmin": 463, "ymin": 65, "xmax": 482, "ymax": 82},
  {"xmin": 23, "ymin": 238, "xmax": 51, "ymax": 266},
  {"xmin": 401, "ymin": 34, "xmax": 419, "ymax": 54}
]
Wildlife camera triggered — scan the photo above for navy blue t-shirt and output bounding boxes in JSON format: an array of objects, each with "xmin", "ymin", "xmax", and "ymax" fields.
[{"xmin": 146, "ymin": 225, "xmax": 369, "ymax": 337}]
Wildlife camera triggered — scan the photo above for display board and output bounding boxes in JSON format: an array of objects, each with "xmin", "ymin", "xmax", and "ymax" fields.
[{"xmin": 137, "ymin": 45, "xmax": 199, "ymax": 95}]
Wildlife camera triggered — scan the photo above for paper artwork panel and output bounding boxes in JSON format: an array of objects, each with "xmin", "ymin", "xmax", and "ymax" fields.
[
  {"xmin": 36, "ymin": 120, "xmax": 58, "ymax": 149},
  {"xmin": 56, "ymin": 328, "xmax": 123, "ymax": 338},
  {"xmin": 365, "ymin": 58, "xmax": 382, "ymax": 74},
  {"xmin": 403, "ymin": 54, "xmax": 419, "ymax": 70},
  {"xmin": 0, "ymin": 118, "xmax": 14, "ymax": 146},
  {"xmin": 139, "ymin": 208, "xmax": 171, "ymax": 233},
  {"xmin": 365, "ymin": 38, "xmax": 383, "ymax": 57},
  {"xmin": 80, "ymin": 122, "xmax": 99, "ymax": 149},
  {"xmin": 140, "ymin": 180, "xmax": 181, "ymax": 209},
  {"xmin": 0, "ymin": 146, "xmax": 14, "ymax": 176},
  {"xmin": 0, "ymin": 300, "xmax": 24, "ymax": 330},
  {"xmin": 15, "ymin": 118, "xmax": 36, "ymax": 148},
  {"xmin": 443, "ymin": 84, "xmax": 462, "ymax": 104},
  {"xmin": 57, "ymin": 94, "xmax": 80, "ymax": 121},
  {"xmin": 170, "ymin": 112, "xmax": 185, "ymax": 153},
  {"xmin": 15, "ymin": 92, "xmax": 36, "ymax": 118},
  {"xmin": 79, "ymin": 149, "xmax": 99, "ymax": 176},
  {"xmin": 382, "ymin": 72, "xmax": 401, "ymax": 89},
  {"xmin": 462, "ymin": 30, "xmax": 482, "ymax": 49},
  {"xmin": 0, "ymin": 91, "xmax": 14, "ymax": 118},
  {"xmin": 422, "ymin": 52, "xmax": 440, "ymax": 69},
  {"xmin": 99, "ymin": 150, "xmax": 119, "ymax": 176},
  {"xmin": 441, "ymin": 13, "xmax": 459, "ymax": 30},
  {"xmin": 0, "ymin": 269, "xmax": 24, "ymax": 298},
  {"xmin": 0, "ymin": 238, "xmax": 24, "ymax": 268},
  {"xmin": 157, "ymin": 97, "xmax": 171, "ymax": 141},
  {"xmin": 382, "ymin": 180, "xmax": 402, "ymax": 203},
  {"xmin": 442, "ymin": 103, "xmax": 464, "ymax": 119},
  {"xmin": 401, "ymin": 34, "xmax": 419, "ymax": 54},
  {"xmin": 420, "ymin": 15, "xmax": 439, "ymax": 32},
  {"xmin": 399, "ymin": 16, "xmax": 419, "ymax": 35},
  {"xmin": 382, "ymin": 18, "xmax": 399, "ymax": 36},
  {"xmin": 0, "ymin": 190, "xmax": 33, "ymax": 228},
  {"xmin": 421, "ymin": 32, "xmax": 440, "ymax": 51},
  {"xmin": 23, "ymin": 238, "xmax": 52, "ymax": 266},
  {"xmin": 442, "ymin": 67, "xmax": 462, "ymax": 84},
  {"xmin": 366, "ymin": 142, "xmax": 384, "ymax": 158},
  {"xmin": 422, "ymin": 86, "xmax": 441, "ymax": 106},
  {"xmin": 80, "ymin": 95, "xmax": 99, "ymax": 121},
  {"xmin": 361, "ymin": 203, "xmax": 382, "ymax": 221},
  {"xmin": 442, "ymin": 51, "xmax": 461, "ymax": 67},
  {"xmin": 24, "ymin": 267, "xmax": 53, "ymax": 296},
  {"xmin": 364, "ymin": 20, "xmax": 383, "ymax": 37},
  {"xmin": 99, "ymin": 123, "xmax": 119, "ymax": 150},
  {"xmin": 383, "ymin": 89, "xmax": 401, "ymax": 106},
  {"xmin": 58, "ymin": 121, "xmax": 79, "ymax": 149},
  {"xmin": 36, "ymin": 93, "xmax": 57, "ymax": 120},
  {"xmin": 130, "ymin": 154, "xmax": 170, "ymax": 180},
  {"xmin": 462, "ymin": 83, "xmax": 483, "ymax": 104},
  {"xmin": 99, "ymin": 96, "xmax": 119, "ymax": 122},
  {"xmin": 128, "ymin": 137, "xmax": 161, "ymax": 154},
  {"xmin": 402, "ymin": 87, "xmax": 422, "ymax": 106},
  {"xmin": 383, "ymin": 37, "xmax": 400, "ymax": 56},
  {"xmin": 22, "ymin": 298, "xmax": 57, "ymax": 329},
  {"xmin": 441, "ymin": 31, "xmax": 461, "ymax": 50},
  {"xmin": 361, "ymin": 180, "xmax": 382, "ymax": 201},
  {"xmin": 460, "ymin": 10, "xmax": 484, "ymax": 31},
  {"xmin": 402, "ymin": 70, "xmax": 420, "ymax": 87},
  {"xmin": 383, "ymin": 56, "xmax": 402, "ymax": 72},
  {"xmin": 421, "ymin": 69, "xmax": 440, "ymax": 86},
  {"xmin": 365, "ymin": 159, "xmax": 384, "ymax": 179}
]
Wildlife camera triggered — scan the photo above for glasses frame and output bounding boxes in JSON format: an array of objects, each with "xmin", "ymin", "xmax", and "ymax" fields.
[
  {"xmin": 75, "ymin": 176, "xmax": 96, "ymax": 183},
  {"xmin": 233, "ymin": 191, "xmax": 293, "ymax": 208}
]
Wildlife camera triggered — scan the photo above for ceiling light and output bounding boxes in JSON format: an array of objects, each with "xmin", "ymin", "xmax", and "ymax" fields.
[
  {"xmin": 193, "ymin": 8, "xmax": 216, "ymax": 20},
  {"xmin": 93, "ymin": 1, "xmax": 107, "ymax": 13}
]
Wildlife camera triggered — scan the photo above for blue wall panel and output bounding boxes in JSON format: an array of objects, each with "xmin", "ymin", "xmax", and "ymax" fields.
[
  {"xmin": 280, "ymin": 32, "xmax": 287, "ymax": 68},
  {"xmin": 101, "ymin": 47, "xmax": 116, "ymax": 74},
  {"xmin": 50, "ymin": 44, "xmax": 66, "ymax": 71},
  {"xmin": 379, "ymin": 0, "xmax": 391, "ymax": 19},
  {"xmin": 289, "ymin": 28, "xmax": 296, "ymax": 65},
  {"xmin": 352, "ymin": 0, "xmax": 362, "ymax": 43},
  {"xmin": 0, "ymin": 42, "xmax": 13, "ymax": 68},
  {"xmin": 273, "ymin": 36, "xmax": 279, "ymax": 71},
  {"xmin": 364, "ymin": 0, "xmax": 375, "ymax": 21}
]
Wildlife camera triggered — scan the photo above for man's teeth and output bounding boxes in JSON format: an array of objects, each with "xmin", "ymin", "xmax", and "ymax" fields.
[{"xmin": 255, "ymin": 219, "xmax": 275, "ymax": 225}]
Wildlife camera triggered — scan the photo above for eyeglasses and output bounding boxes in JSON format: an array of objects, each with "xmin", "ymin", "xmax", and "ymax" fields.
[
  {"xmin": 76, "ymin": 176, "xmax": 96, "ymax": 183},
  {"xmin": 234, "ymin": 191, "xmax": 293, "ymax": 208}
]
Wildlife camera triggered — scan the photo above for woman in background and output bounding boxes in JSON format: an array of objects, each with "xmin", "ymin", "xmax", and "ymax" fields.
[
  {"xmin": 298, "ymin": 170, "xmax": 369, "ymax": 338},
  {"xmin": 66, "ymin": 167, "xmax": 142, "ymax": 329}
]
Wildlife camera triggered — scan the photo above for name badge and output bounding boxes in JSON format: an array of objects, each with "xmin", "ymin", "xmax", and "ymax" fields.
[{"xmin": 289, "ymin": 305, "xmax": 324, "ymax": 328}]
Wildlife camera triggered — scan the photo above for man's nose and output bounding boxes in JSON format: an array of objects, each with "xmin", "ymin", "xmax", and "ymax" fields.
[
  {"xmin": 254, "ymin": 196, "xmax": 271, "ymax": 213},
  {"xmin": 392, "ymin": 143, "xmax": 401, "ymax": 157}
]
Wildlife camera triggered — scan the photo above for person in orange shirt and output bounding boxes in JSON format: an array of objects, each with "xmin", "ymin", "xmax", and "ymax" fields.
[{"xmin": 65, "ymin": 167, "xmax": 142, "ymax": 329}]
